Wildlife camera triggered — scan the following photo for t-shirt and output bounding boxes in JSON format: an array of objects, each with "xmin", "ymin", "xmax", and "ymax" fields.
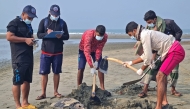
[
  {"xmin": 140, "ymin": 29, "xmax": 175, "ymax": 65},
  {"xmin": 79, "ymin": 30, "xmax": 108, "ymax": 67},
  {"xmin": 6, "ymin": 16, "xmax": 34, "ymax": 63}
]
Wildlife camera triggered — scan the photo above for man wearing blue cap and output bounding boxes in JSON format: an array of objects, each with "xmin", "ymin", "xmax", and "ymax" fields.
[
  {"xmin": 6, "ymin": 5, "xmax": 37, "ymax": 109},
  {"xmin": 36, "ymin": 4, "xmax": 69, "ymax": 100}
]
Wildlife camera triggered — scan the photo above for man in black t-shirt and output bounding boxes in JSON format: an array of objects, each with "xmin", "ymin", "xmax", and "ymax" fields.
[{"xmin": 6, "ymin": 5, "xmax": 37, "ymax": 109}]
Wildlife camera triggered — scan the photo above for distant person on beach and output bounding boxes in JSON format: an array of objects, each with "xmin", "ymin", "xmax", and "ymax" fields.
[
  {"xmin": 6, "ymin": 5, "xmax": 37, "ymax": 109},
  {"xmin": 124, "ymin": 21, "xmax": 185, "ymax": 109},
  {"xmin": 36, "ymin": 4, "xmax": 69, "ymax": 100},
  {"xmin": 77, "ymin": 25, "xmax": 111, "ymax": 96},
  {"xmin": 135, "ymin": 10, "xmax": 183, "ymax": 98}
]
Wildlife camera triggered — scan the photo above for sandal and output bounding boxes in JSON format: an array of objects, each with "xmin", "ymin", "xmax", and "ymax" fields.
[
  {"xmin": 138, "ymin": 92, "xmax": 147, "ymax": 98},
  {"xmin": 104, "ymin": 90, "xmax": 111, "ymax": 97},
  {"xmin": 36, "ymin": 95, "xmax": 46, "ymax": 100},
  {"xmin": 22, "ymin": 104, "xmax": 37, "ymax": 109},
  {"xmin": 54, "ymin": 93, "xmax": 63, "ymax": 98},
  {"xmin": 162, "ymin": 104, "xmax": 173, "ymax": 109},
  {"xmin": 171, "ymin": 91, "xmax": 182, "ymax": 97}
]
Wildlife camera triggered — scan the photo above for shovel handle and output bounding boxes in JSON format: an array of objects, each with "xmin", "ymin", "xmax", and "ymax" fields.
[
  {"xmin": 107, "ymin": 58, "xmax": 138, "ymax": 72},
  {"xmin": 92, "ymin": 73, "xmax": 96, "ymax": 97}
]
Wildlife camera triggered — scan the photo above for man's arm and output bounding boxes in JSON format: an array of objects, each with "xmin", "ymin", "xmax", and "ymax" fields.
[
  {"xmin": 170, "ymin": 20, "xmax": 182, "ymax": 41},
  {"xmin": 37, "ymin": 19, "xmax": 47, "ymax": 39},
  {"xmin": 95, "ymin": 35, "xmax": 107, "ymax": 61},
  {"xmin": 83, "ymin": 32, "xmax": 94, "ymax": 68},
  {"xmin": 6, "ymin": 20, "xmax": 34, "ymax": 45},
  {"xmin": 60, "ymin": 21, "xmax": 69, "ymax": 40},
  {"xmin": 6, "ymin": 32, "xmax": 26, "ymax": 43}
]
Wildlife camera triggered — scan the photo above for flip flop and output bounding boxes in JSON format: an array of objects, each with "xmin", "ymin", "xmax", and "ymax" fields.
[
  {"xmin": 171, "ymin": 91, "xmax": 182, "ymax": 97},
  {"xmin": 36, "ymin": 95, "xmax": 46, "ymax": 100},
  {"xmin": 104, "ymin": 90, "xmax": 111, "ymax": 97},
  {"xmin": 138, "ymin": 92, "xmax": 147, "ymax": 98},
  {"xmin": 162, "ymin": 104, "xmax": 173, "ymax": 109},
  {"xmin": 54, "ymin": 93, "xmax": 63, "ymax": 98},
  {"xmin": 17, "ymin": 107, "xmax": 24, "ymax": 109},
  {"xmin": 22, "ymin": 104, "xmax": 37, "ymax": 109}
]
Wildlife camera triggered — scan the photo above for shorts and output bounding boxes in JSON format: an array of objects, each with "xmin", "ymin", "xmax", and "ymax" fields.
[
  {"xmin": 160, "ymin": 41, "xmax": 185, "ymax": 76},
  {"xmin": 78, "ymin": 49, "xmax": 102, "ymax": 69},
  {"xmin": 39, "ymin": 54, "xmax": 63, "ymax": 75},
  {"xmin": 12, "ymin": 63, "xmax": 33, "ymax": 85}
]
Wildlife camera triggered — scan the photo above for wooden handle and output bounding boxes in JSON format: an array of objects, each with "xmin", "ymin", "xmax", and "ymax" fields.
[
  {"xmin": 92, "ymin": 74, "xmax": 96, "ymax": 96},
  {"xmin": 107, "ymin": 58, "xmax": 138, "ymax": 72}
]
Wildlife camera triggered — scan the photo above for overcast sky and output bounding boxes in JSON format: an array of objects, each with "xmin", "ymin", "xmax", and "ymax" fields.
[{"xmin": 0, "ymin": 0, "xmax": 189, "ymax": 29}]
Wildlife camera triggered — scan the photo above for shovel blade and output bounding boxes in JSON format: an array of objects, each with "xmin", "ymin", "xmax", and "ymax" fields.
[
  {"xmin": 99, "ymin": 58, "xmax": 108, "ymax": 74},
  {"xmin": 123, "ymin": 79, "xmax": 141, "ymax": 86},
  {"xmin": 89, "ymin": 96, "xmax": 101, "ymax": 105}
]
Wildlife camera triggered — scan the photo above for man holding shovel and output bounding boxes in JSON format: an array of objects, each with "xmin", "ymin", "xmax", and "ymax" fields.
[
  {"xmin": 77, "ymin": 25, "xmax": 111, "ymax": 96},
  {"xmin": 135, "ymin": 10, "xmax": 183, "ymax": 98},
  {"xmin": 124, "ymin": 21, "xmax": 185, "ymax": 109}
]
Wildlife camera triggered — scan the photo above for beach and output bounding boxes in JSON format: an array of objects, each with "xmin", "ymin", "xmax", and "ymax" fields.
[{"xmin": 0, "ymin": 34, "xmax": 190, "ymax": 109}]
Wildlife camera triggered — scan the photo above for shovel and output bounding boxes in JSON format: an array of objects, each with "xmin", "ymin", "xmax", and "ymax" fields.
[
  {"xmin": 123, "ymin": 56, "xmax": 161, "ymax": 86},
  {"xmin": 99, "ymin": 56, "xmax": 138, "ymax": 74},
  {"xmin": 89, "ymin": 58, "xmax": 101, "ymax": 105}
]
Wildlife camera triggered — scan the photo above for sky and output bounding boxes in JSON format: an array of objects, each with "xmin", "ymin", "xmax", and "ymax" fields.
[{"xmin": 0, "ymin": 0, "xmax": 189, "ymax": 30}]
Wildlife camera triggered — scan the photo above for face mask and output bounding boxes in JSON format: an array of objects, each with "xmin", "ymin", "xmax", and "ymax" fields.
[
  {"xmin": 23, "ymin": 19, "xmax": 32, "ymax": 24},
  {"xmin": 96, "ymin": 36, "xmax": 104, "ymax": 41},
  {"xmin": 50, "ymin": 15, "xmax": 59, "ymax": 21},
  {"xmin": 130, "ymin": 36, "xmax": 136, "ymax": 40},
  {"xmin": 148, "ymin": 23, "xmax": 155, "ymax": 28}
]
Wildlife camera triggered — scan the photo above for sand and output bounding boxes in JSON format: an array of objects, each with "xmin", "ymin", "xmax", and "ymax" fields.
[
  {"xmin": 0, "ymin": 34, "xmax": 190, "ymax": 109},
  {"xmin": 0, "ymin": 34, "xmax": 190, "ymax": 39}
]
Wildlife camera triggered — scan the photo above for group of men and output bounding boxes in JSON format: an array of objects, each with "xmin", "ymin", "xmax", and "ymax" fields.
[{"xmin": 6, "ymin": 4, "xmax": 184, "ymax": 109}]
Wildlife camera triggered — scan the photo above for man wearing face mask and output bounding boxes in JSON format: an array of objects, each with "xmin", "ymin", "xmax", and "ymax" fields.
[
  {"xmin": 77, "ymin": 25, "xmax": 111, "ymax": 96},
  {"xmin": 124, "ymin": 21, "xmax": 185, "ymax": 109},
  {"xmin": 6, "ymin": 5, "xmax": 37, "ymax": 109},
  {"xmin": 136, "ymin": 10, "xmax": 183, "ymax": 98},
  {"xmin": 36, "ymin": 4, "xmax": 69, "ymax": 100}
]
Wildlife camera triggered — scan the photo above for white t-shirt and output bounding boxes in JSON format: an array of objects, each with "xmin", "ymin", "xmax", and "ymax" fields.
[{"xmin": 140, "ymin": 29, "xmax": 175, "ymax": 65}]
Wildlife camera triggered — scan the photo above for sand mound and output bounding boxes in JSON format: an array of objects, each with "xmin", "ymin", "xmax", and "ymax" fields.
[
  {"xmin": 39, "ymin": 83, "xmax": 173, "ymax": 109},
  {"xmin": 114, "ymin": 84, "xmax": 143, "ymax": 96},
  {"xmin": 67, "ymin": 83, "xmax": 110, "ymax": 108}
]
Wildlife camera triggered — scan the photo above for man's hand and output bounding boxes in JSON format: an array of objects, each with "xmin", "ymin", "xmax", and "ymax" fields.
[
  {"xmin": 123, "ymin": 61, "xmax": 133, "ymax": 67},
  {"xmin": 93, "ymin": 61, "xmax": 98, "ymax": 69},
  {"xmin": 25, "ymin": 38, "xmax": 34, "ymax": 46},
  {"xmin": 136, "ymin": 68, "xmax": 143, "ymax": 76},
  {"xmin": 56, "ymin": 34, "xmax": 62, "ymax": 39},
  {"xmin": 150, "ymin": 60, "xmax": 156, "ymax": 69},
  {"xmin": 47, "ymin": 29, "xmax": 53, "ymax": 34},
  {"xmin": 90, "ymin": 68, "xmax": 96, "ymax": 75}
]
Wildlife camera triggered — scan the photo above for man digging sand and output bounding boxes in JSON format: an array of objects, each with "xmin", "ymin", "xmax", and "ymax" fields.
[
  {"xmin": 124, "ymin": 22, "xmax": 185, "ymax": 109},
  {"xmin": 135, "ymin": 10, "xmax": 183, "ymax": 98},
  {"xmin": 77, "ymin": 25, "xmax": 111, "ymax": 97}
]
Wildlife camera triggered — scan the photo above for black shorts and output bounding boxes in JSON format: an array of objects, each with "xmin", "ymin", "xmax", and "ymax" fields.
[{"xmin": 12, "ymin": 63, "xmax": 33, "ymax": 85}]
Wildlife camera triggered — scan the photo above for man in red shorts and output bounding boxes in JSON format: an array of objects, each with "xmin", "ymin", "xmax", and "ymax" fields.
[
  {"xmin": 124, "ymin": 21, "xmax": 185, "ymax": 109},
  {"xmin": 77, "ymin": 25, "xmax": 111, "ymax": 96}
]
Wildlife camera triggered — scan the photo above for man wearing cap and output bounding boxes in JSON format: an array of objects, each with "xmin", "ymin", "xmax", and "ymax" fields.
[
  {"xmin": 6, "ymin": 5, "xmax": 37, "ymax": 109},
  {"xmin": 36, "ymin": 4, "xmax": 69, "ymax": 100},
  {"xmin": 77, "ymin": 25, "xmax": 111, "ymax": 96}
]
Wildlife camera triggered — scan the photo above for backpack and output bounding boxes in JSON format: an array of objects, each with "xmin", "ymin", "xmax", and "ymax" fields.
[{"xmin": 44, "ymin": 17, "xmax": 64, "ymax": 31}]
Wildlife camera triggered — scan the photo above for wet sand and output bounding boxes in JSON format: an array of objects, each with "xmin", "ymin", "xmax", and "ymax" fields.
[
  {"xmin": 0, "ymin": 34, "xmax": 190, "ymax": 39},
  {"xmin": 0, "ymin": 34, "xmax": 190, "ymax": 109}
]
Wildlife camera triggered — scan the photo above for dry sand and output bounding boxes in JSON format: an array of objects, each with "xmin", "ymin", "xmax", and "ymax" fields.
[{"xmin": 0, "ymin": 35, "xmax": 190, "ymax": 109}]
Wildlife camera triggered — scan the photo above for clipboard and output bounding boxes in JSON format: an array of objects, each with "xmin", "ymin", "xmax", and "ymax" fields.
[{"xmin": 44, "ymin": 31, "xmax": 64, "ymax": 38}]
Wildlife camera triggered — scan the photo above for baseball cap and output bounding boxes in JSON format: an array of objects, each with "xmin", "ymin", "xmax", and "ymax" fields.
[
  {"xmin": 23, "ymin": 5, "xmax": 37, "ymax": 18},
  {"xmin": 50, "ymin": 4, "xmax": 60, "ymax": 16}
]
